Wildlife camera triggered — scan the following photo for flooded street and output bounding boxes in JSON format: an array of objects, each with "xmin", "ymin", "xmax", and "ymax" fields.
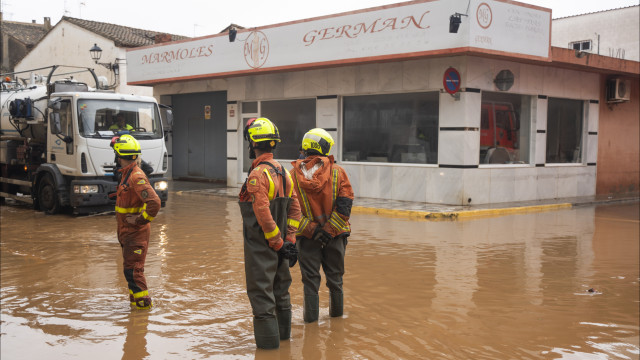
[{"xmin": 1, "ymin": 194, "xmax": 638, "ymax": 360}]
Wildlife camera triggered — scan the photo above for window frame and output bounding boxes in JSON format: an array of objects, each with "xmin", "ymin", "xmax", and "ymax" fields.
[{"xmin": 341, "ymin": 91, "xmax": 440, "ymax": 166}]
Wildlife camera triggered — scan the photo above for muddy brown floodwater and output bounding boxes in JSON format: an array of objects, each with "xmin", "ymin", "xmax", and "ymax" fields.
[{"xmin": 1, "ymin": 194, "xmax": 638, "ymax": 360}]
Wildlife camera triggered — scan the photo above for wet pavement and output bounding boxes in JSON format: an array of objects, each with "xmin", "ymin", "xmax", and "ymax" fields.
[{"xmin": 1, "ymin": 183, "xmax": 639, "ymax": 359}]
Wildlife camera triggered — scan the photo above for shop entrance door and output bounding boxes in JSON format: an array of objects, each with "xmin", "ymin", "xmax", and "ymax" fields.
[{"xmin": 171, "ymin": 91, "xmax": 227, "ymax": 180}]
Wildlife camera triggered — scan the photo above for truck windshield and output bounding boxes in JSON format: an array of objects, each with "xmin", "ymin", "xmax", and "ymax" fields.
[{"xmin": 77, "ymin": 100, "xmax": 163, "ymax": 139}]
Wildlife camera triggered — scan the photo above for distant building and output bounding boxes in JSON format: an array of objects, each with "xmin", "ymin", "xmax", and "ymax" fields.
[
  {"xmin": 14, "ymin": 16, "xmax": 188, "ymax": 95},
  {"xmin": 552, "ymin": 5, "xmax": 639, "ymax": 61},
  {"xmin": 0, "ymin": 14, "xmax": 51, "ymax": 73}
]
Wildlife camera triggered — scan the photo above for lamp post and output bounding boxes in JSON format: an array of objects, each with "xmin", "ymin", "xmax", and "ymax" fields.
[{"xmin": 89, "ymin": 43, "xmax": 124, "ymax": 89}]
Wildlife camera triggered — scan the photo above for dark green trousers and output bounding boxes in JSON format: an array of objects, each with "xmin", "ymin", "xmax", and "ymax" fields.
[
  {"xmin": 297, "ymin": 234, "xmax": 347, "ymax": 296},
  {"xmin": 239, "ymin": 199, "xmax": 293, "ymax": 319}
]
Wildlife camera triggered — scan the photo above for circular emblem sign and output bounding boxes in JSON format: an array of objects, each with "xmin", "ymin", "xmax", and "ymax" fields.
[
  {"xmin": 443, "ymin": 67, "xmax": 461, "ymax": 95},
  {"xmin": 476, "ymin": 2, "xmax": 493, "ymax": 29},
  {"xmin": 244, "ymin": 31, "xmax": 269, "ymax": 69}
]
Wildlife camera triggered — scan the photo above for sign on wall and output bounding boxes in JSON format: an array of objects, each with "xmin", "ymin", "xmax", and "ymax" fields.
[{"xmin": 127, "ymin": 0, "xmax": 550, "ymax": 85}]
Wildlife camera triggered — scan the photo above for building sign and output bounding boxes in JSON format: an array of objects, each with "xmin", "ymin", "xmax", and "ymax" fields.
[{"xmin": 127, "ymin": 0, "xmax": 550, "ymax": 85}]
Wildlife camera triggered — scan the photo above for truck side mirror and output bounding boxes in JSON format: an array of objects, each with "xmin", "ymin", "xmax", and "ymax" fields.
[
  {"xmin": 165, "ymin": 109, "xmax": 174, "ymax": 127},
  {"xmin": 48, "ymin": 100, "xmax": 61, "ymax": 110},
  {"xmin": 50, "ymin": 113, "xmax": 62, "ymax": 134}
]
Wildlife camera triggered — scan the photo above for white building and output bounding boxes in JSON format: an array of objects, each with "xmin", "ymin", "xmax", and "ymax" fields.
[
  {"xmin": 14, "ymin": 16, "xmax": 187, "ymax": 95},
  {"xmin": 552, "ymin": 6, "xmax": 639, "ymax": 61},
  {"xmin": 127, "ymin": 0, "xmax": 639, "ymax": 205}
]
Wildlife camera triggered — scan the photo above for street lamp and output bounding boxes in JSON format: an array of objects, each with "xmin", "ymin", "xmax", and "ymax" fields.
[{"xmin": 89, "ymin": 43, "xmax": 124, "ymax": 89}]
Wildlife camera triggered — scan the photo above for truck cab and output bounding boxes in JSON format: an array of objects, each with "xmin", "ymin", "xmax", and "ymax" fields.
[
  {"xmin": 1, "ymin": 66, "xmax": 171, "ymax": 215},
  {"xmin": 46, "ymin": 90, "xmax": 170, "ymax": 214},
  {"xmin": 480, "ymin": 101, "xmax": 520, "ymax": 164}
]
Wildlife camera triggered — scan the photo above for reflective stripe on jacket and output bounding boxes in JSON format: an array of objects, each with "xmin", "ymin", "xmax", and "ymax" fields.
[
  {"xmin": 115, "ymin": 161, "xmax": 161, "ymax": 240},
  {"xmin": 290, "ymin": 155, "xmax": 353, "ymax": 239},
  {"xmin": 239, "ymin": 153, "xmax": 302, "ymax": 250}
]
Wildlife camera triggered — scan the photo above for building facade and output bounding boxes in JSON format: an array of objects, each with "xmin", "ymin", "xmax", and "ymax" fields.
[
  {"xmin": 127, "ymin": 0, "xmax": 639, "ymax": 204},
  {"xmin": 552, "ymin": 6, "xmax": 639, "ymax": 61},
  {"xmin": 14, "ymin": 16, "xmax": 187, "ymax": 95}
]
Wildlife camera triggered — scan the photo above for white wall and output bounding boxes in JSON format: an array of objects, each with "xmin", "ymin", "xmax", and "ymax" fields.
[
  {"xmin": 552, "ymin": 6, "xmax": 639, "ymax": 61},
  {"xmin": 15, "ymin": 21, "xmax": 152, "ymax": 96}
]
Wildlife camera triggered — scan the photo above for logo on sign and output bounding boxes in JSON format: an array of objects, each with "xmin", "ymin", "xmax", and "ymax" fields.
[
  {"xmin": 244, "ymin": 31, "xmax": 269, "ymax": 69},
  {"xmin": 476, "ymin": 3, "xmax": 492, "ymax": 29}
]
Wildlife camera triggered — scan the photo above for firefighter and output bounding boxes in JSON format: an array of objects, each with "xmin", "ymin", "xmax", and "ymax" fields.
[
  {"xmin": 290, "ymin": 128, "xmax": 354, "ymax": 323},
  {"xmin": 238, "ymin": 117, "xmax": 302, "ymax": 349},
  {"xmin": 110, "ymin": 113, "xmax": 134, "ymax": 132},
  {"xmin": 111, "ymin": 134, "xmax": 161, "ymax": 310}
]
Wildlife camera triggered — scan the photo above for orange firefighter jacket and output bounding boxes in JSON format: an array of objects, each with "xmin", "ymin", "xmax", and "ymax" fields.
[
  {"xmin": 115, "ymin": 161, "xmax": 161, "ymax": 241},
  {"xmin": 290, "ymin": 155, "xmax": 354, "ymax": 239},
  {"xmin": 239, "ymin": 152, "xmax": 302, "ymax": 251}
]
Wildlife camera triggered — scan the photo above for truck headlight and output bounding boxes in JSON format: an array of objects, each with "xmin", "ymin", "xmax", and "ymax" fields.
[
  {"xmin": 154, "ymin": 181, "xmax": 168, "ymax": 191},
  {"xmin": 74, "ymin": 185, "xmax": 99, "ymax": 194}
]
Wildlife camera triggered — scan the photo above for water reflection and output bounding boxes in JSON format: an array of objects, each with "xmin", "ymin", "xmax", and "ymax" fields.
[
  {"xmin": 122, "ymin": 311, "xmax": 149, "ymax": 360},
  {"xmin": 1, "ymin": 197, "xmax": 638, "ymax": 359}
]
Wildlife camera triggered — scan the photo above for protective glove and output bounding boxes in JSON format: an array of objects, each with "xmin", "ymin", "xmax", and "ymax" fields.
[
  {"xmin": 125, "ymin": 215, "xmax": 138, "ymax": 225},
  {"xmin": 312, "ymin": 227, "xmax": 332, "ymax": 247},
  {"xmin": 278, "ymin": 241, "xmax": 298, "ymax": 267}
]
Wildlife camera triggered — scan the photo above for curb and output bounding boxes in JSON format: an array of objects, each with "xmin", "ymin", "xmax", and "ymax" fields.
[{"xmin": 351, "ymin": 203, "xmax": 573, "ymax": 220}]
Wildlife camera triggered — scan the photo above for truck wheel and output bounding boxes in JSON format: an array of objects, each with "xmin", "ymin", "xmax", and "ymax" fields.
[{"xmin": 39, "ymin": 174, "xmax": 60, "ymax": 215}]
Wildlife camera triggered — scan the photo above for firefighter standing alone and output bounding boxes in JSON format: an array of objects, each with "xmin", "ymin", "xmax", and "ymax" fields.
[
  {"xmin": 111, "ymin": 134, "xmax": 161, "ymax": 310},
  {"xmin": 238, "ymin": 117, "xmax": 302, "ymax": 349},
  {"xmin": 290, "ymin": 128, "xmax": 354, "ymax": 323}
]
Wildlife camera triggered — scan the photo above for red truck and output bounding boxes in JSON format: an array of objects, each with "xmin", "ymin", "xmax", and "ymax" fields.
[{"xmin": 480, "ymin": 102, "xmax": 520, "ymax": 164}]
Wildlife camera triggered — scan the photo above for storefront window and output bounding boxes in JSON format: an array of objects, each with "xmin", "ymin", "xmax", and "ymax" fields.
[
  {"xmin": 260, "ymin": 99, "xmax": 316, "ymax": 160},
  {"xmin": 480, "ymin": 92, "xmax": 531, "ymax": 164},
  {"xmin": 343, "ymin": 92, "xmax": 439, "ymax": 164},
  {"xmin": 546, "ymin": 98, "xmax": 584, "ymax": 163}
]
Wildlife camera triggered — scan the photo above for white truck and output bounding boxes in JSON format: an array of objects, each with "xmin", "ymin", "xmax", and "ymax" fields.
[{"xmin": 1, "ymin": 65, "xmax": 171, "ymax": 214}]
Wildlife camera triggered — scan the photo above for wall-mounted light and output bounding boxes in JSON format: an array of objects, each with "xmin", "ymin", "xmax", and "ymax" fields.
[
  {"xmin": 449, "ymin": 13, "xmax": 468, "ymax": 33},
  {"xmin": 88, "ymin": 43, "xmax": 125, "ymax": 89}
]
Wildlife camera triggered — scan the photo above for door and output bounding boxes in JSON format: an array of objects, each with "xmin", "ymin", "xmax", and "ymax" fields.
[
  {"xmin": 49, "ymin": 97, "xmax": 76, "ymax": 175},
  {"xmin": 171, "ymin": 92, "xmax": 227, "ymax": 180}
]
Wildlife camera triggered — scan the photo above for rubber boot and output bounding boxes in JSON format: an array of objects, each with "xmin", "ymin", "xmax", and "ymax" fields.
[
  {"xmin": 303, "ymin": 294, "xmax": 319, "ymax": 323},
  {"xmin": 253, "ymin": 317, "xmax": 280, "ymax": 349},
  {"xmin": 129, "ymin": 290, "xmax": 136, "ymax": 307},
  {"xmin": 132, "ymin": 290, "xmax": 153, "ymax": 310},
  {"xmin": 329, "ymin": 292, "xmax": 343, "ymax": 317},
  {"xmin": 277, "ymin": 310, "xmax": 292, "ymax": 340}
]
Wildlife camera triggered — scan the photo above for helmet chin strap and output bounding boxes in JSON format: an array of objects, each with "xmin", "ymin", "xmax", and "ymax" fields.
[{"xmin": 248, "ymin": 142, "xmax": 256, "ymax": 159}]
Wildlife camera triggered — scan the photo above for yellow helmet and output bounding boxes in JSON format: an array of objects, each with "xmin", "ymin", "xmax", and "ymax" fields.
[
  {"xmin": 244, "ymin": 117, "xmax": 281, "ymax": 144},
  {"xmin": 111, "ymin": 134, "xmax": 141, "ymax": 159},
  {"xmin": 302, "ymin": 128, "xmax": 334, "ymax": 156}
]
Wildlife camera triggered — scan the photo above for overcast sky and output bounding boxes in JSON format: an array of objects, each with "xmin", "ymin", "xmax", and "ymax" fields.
[{"xmin": 2, "ymin": 0, "xmax": 638, "ymax": 37}]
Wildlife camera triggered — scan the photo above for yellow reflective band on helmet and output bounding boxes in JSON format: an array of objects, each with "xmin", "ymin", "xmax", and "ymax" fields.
[
  {"xmin": 264, "ymin": 226, "xmax": 279, "ymax": 239},
  {"xmin": 263, "ymin": 168, "xmax": 275, "ymax": 200},
  {"xmin": 296, "ymin": 217, "xmax": 310, "ymax": 236},
  {"xmin": 142, "ymin": 211, "xmax": 154, "ymax": 221},
  {"xmin": 287, "ymin": 218, "xmax": 300, "ymax": 228}
]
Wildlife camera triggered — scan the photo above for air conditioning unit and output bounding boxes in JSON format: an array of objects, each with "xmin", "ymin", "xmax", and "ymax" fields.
[{"xmin": 607, "ymin": 78, "xmax": 631, "ymax": 102}]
